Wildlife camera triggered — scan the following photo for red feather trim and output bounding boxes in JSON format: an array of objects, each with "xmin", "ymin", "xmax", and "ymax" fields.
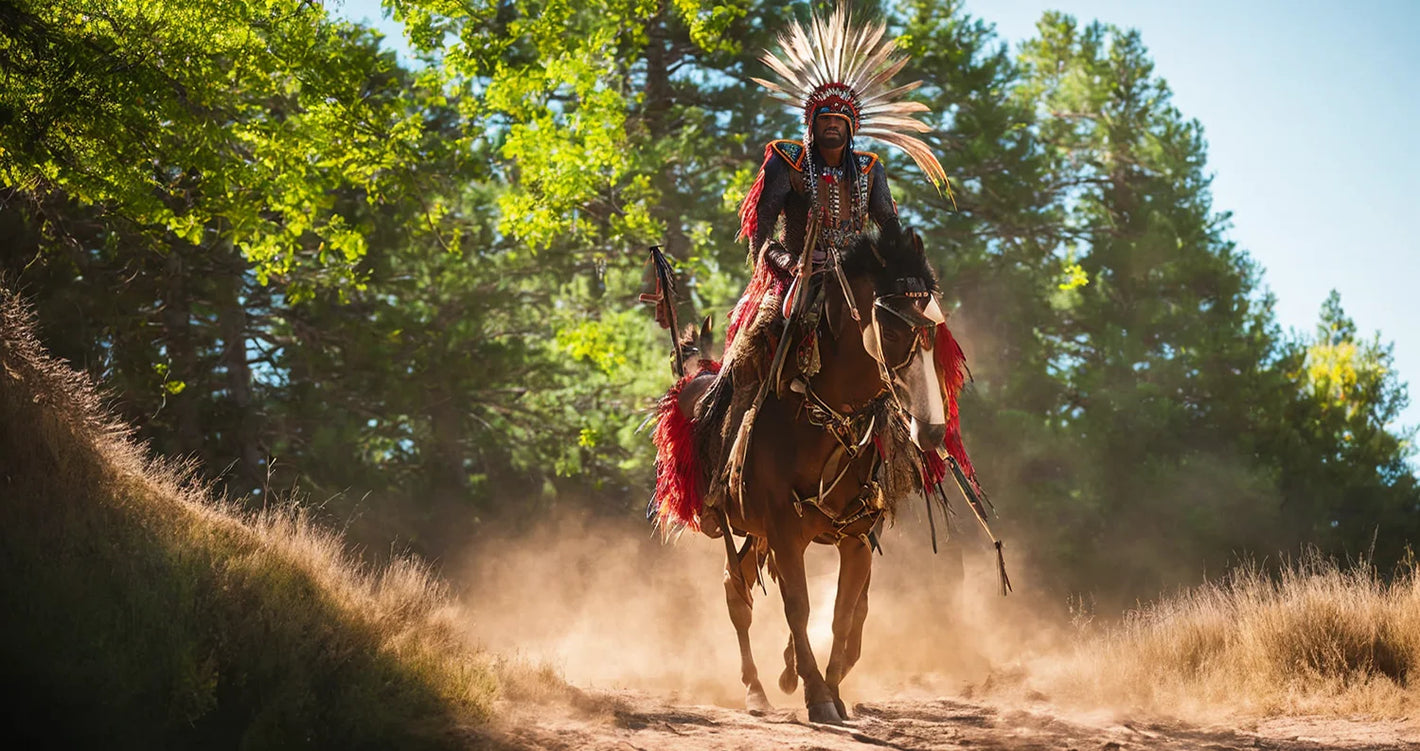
[
  {"xmin": 650, "ymin": 361, "xmax": 722, "ymax": 532},
  {"xmin": 736, "ymin": 143, "xmax": 776, "ymax": 243},
  {"xmin": 931, "ymin": 322, "xmax": 982, "ymax": 492},
  {"xmin": 725, "ymin": 259, "xmax": 777, "ymax": 350},
  {"xmin": 921, "ymin": 450, "xmax": 947, "ymax": 488}
]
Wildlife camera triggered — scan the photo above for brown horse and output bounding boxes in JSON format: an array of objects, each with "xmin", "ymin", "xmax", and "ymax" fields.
[{"xmin": 670, "ymin": 227, "xmax": 948, "ymax": 725}]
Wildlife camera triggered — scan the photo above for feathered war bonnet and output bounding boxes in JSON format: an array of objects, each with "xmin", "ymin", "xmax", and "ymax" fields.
[{"xmin": 737, "ymin": 1, "xmax": 949, "ymax": 242}]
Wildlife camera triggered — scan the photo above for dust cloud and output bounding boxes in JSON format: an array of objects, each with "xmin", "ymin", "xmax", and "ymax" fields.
[{"xmin": 452, "ymin": 505, "xmax": 1073, "ymax": 711}]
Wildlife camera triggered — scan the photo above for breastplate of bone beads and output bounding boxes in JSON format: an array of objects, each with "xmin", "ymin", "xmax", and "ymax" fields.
[{"xmin": 813, "ymin": 163, "xmax": 868, "ymax": 252}]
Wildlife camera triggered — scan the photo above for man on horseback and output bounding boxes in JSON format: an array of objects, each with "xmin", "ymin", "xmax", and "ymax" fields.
[
  {"xmin": 722, "ymin": 99, "xmax": 906, "ymax": 358},
  {"xmin": 737, "ymin": 100, "xmax": 902, "ymax": 297},
  {"xmin": 644, "ymin": 2, "xmax": 1008, "ymax": 725},
  {"xmin": 706, "ymin": 2, "xmax": 953, "ymax": 522},
  {"xmin": 725, "ymin": 2, "xmax": 949, "ymax": 348}
]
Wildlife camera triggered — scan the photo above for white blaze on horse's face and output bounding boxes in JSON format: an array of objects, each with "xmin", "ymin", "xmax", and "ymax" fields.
[
  {"xmin": 902, "ymin": 342, "xmax": 946, "ymax": 451},
  {"xmin": 865, "ymin": 295, "xmax": 948, "ymax": 453}
]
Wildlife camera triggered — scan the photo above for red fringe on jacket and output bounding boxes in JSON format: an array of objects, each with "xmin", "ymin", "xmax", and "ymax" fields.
[
  {"xmin": 736, "ymin": 142, "xmax": 775, "ymax": 243},
  {"xmin": 650, "ymin": 361, "xmax": 722, "ymax": 532}
]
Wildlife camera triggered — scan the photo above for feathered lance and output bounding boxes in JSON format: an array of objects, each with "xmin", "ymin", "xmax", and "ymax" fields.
[
  {"xmin": 924, "ymin": 483, "xmax": 939, "ymax": 554},
  {"xmin": 943, "ymin": 456, "xmax": 1012, "ymax": 596},
  {"xmin": 642, "ymin": 245, "xmax": 750, "ymax": 604},
  {"xmin": 641, "ymin": 245, "xmax": 685, "ymax": 379}
]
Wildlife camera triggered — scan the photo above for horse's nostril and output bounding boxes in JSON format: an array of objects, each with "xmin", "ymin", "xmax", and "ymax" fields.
[{"xmin": 910, "ymin": 420, "xmax": 946, "ymax": 451}]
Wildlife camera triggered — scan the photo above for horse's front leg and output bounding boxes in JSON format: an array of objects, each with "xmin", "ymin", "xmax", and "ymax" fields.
[
  {"xmin": 724, "ymin": 535, "xmax": 772, "ymax": 713},
  {"xmin": 825, "ymin": 536, "xmax": 872, "ymax": 720},
  {"xmin": 770, "ymin": 532, "xmax": 842, "ymax": 724}
]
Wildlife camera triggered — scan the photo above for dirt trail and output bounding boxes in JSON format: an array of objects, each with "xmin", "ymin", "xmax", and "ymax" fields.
[
  {"xmin": 458, "ymin": 516, "xmax": 1420, "ymax": 750},
  {"xmin": 484, "ymin": 690, "xmax": 1420, "ymax": 750}
]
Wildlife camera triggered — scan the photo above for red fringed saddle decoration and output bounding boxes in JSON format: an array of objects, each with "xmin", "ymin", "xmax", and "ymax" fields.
[
  {"xmin": 920, "ymin": 322, "xmax": 980, "ymax": 492},
  {"xmin": 724, "ymin": 260, "xmax": 776, "ymax": 351},
  {"xmin": 650, "ymin": 361, "xmax": 722, "ymax": 532}
]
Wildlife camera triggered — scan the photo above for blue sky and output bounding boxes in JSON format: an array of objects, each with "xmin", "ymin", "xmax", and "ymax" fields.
[
  {"xmin": 335, "ymin": 0, "xmax": 1420, "ymax": 428},
  {"xmin": 967, "ymin": 0, "xmax": 1420, "ymax": 430}
]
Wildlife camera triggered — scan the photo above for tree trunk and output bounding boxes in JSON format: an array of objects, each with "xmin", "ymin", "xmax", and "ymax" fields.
[
  {"xmin": 642, "ymin": 8, "xmax": 698, "ymax": 331},
  {"xmin": 162, "ymin": 245, "xmax": 203, "ymax": 458},
  {"xmin": 426, "ymin": 379, "xmax": 469, "ymax": 506},
  {"xmin": 217, "ymin": 247, "xmax": 262, "ymax": 496}
]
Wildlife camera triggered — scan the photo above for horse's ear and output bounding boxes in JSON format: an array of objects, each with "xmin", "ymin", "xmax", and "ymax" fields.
[
  {"xmin": 909, "ymin": 227, "xmax": 924, "ymax": 257},
  {"xmin": 698, "ymin": 315, "xmax": 714, "ymax": 353}
]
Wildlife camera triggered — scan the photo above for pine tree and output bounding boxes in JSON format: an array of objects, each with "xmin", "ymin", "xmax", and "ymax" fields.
[
  {"xmin": 1018, "ymin": 15, "xmax": 1294, "ymax": 596},
  {"xmin": 1273, "ymin": 291, "xmax": 1418, "ymax": 562}
]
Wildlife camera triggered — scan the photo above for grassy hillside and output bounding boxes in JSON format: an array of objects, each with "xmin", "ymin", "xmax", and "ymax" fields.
[
  {"xmin": 1049, "ymin": 552, "xmax": 1420, "ymax": 718},
  {"xmin": 0, "ymin": 285, "xmax": 497, "ymax": 748}
]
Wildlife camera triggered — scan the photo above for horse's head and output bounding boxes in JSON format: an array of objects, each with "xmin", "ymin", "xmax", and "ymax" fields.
[
  {"xmin": 675, "ymin": 315, "xmax": 717, "ymax": 377},
  {"xmin": 839, "ymin": 227, "xmax": 948, "ymax": 453}
]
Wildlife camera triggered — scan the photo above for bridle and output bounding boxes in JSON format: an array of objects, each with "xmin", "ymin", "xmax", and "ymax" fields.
[
  {"xmin": 871, "ymin": 295, "xmax": 934, "ymax": 371},
  {"xmin": 864, "ymin": 284, "xmax": 943, "ymax": 401},
  {"xmin": 783, "ymin": 268, "xmax": 941, "ymax": 546}
]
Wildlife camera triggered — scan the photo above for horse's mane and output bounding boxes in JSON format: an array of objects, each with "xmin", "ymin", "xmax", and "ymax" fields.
[{"xmin": 840, "ymin": 226, "xmax": 938, "ymax": 296}]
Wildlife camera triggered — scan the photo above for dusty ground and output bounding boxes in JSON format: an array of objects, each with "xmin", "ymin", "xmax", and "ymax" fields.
[
  {"xmin": 458, "ymin": 516, "xmax": 1420, "ymax": 750},
  {"xmin": 482, "ymin": 690, "xmax": 1420, "ymax": 750}
]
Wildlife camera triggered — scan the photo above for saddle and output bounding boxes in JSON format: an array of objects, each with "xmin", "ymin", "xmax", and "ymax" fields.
[{"xmin": 760, "ymin": 241, "xmax": 825, "ymax": 392}]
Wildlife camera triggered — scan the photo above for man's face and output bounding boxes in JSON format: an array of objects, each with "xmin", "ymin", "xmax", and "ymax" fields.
[{"xmin": 813, "ymin": 113, "xmax": 850, "ymax": 149}]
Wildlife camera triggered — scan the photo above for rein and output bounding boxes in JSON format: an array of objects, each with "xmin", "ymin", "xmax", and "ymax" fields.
[
  {"xmin": 779, "ymin": 270, "xmax": 915, "ymax": 546},
  {"xmin": 789, "ymin": 378, "xmax": 889, "ymax": 548}
]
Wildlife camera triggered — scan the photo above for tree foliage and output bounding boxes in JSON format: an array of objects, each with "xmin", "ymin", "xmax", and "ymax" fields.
[{"xmin": 0, "ymin": 0, "xmax": 450, "ymax": 290}]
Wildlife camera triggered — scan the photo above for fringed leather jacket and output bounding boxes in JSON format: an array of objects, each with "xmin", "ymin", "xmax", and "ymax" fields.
[{"xmin": 740, "ymin": 140, "xmax": 903, "ymax": 274}]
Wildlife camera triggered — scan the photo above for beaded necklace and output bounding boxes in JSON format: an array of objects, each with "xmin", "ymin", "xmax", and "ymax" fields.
[{"xmin": 805, "ymin": 146, "xmax": 867, "ymax": 255}]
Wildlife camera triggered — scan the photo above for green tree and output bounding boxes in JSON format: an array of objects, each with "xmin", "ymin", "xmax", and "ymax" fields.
[
  {"xmin": 1015, "ymin": 15, "xmax": 1298, "ymax": 597},
  {"xmin": 348, "ymin": 0, "xmax": 808, "ymax": 520},
  {"xmin": 1271, "ymin": 291, "xmax": 1418, "ymax": 562},
  {"xmin": 0, "ymin": 0, "xmax": 449, "ymax": 287},
  {"xmin": 1, "ymin": 2, "xmax": 454, "ymax": 496},
  {"xmin": 894, "ymin": 0, "xmax": 1077, "ymax": 539}
]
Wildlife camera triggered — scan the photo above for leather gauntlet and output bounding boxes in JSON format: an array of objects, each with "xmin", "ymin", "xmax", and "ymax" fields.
[{"xmin": 763, "ymin": 240, "xmax": 798, "ymax": 274}]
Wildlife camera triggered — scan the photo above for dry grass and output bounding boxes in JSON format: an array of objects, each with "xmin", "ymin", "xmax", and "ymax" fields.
[
  {"xmin": 0, "ymin": 286, "xmax": 498, "ymax": 748},
  {"xmin": 1043, "ymin": 552, "xmax": 1420, "ymax": 719}
]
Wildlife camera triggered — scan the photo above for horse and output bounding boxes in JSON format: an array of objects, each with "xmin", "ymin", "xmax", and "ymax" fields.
[{"xmin": 651, "ymin": 226, "xmax": 955, "ymax": 725}]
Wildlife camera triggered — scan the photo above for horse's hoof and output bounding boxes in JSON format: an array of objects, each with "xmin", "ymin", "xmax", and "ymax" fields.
[
  {"xmin": 778, "ymin": 666, "xmax": 799, "ymax": 694},
  {"xmin": 807, "ymin": 701, "xmax": 845, "ymax": 725},
  {"xmin": 746, "ymin": 688, "xmax": 773, "ymax": 714}
]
